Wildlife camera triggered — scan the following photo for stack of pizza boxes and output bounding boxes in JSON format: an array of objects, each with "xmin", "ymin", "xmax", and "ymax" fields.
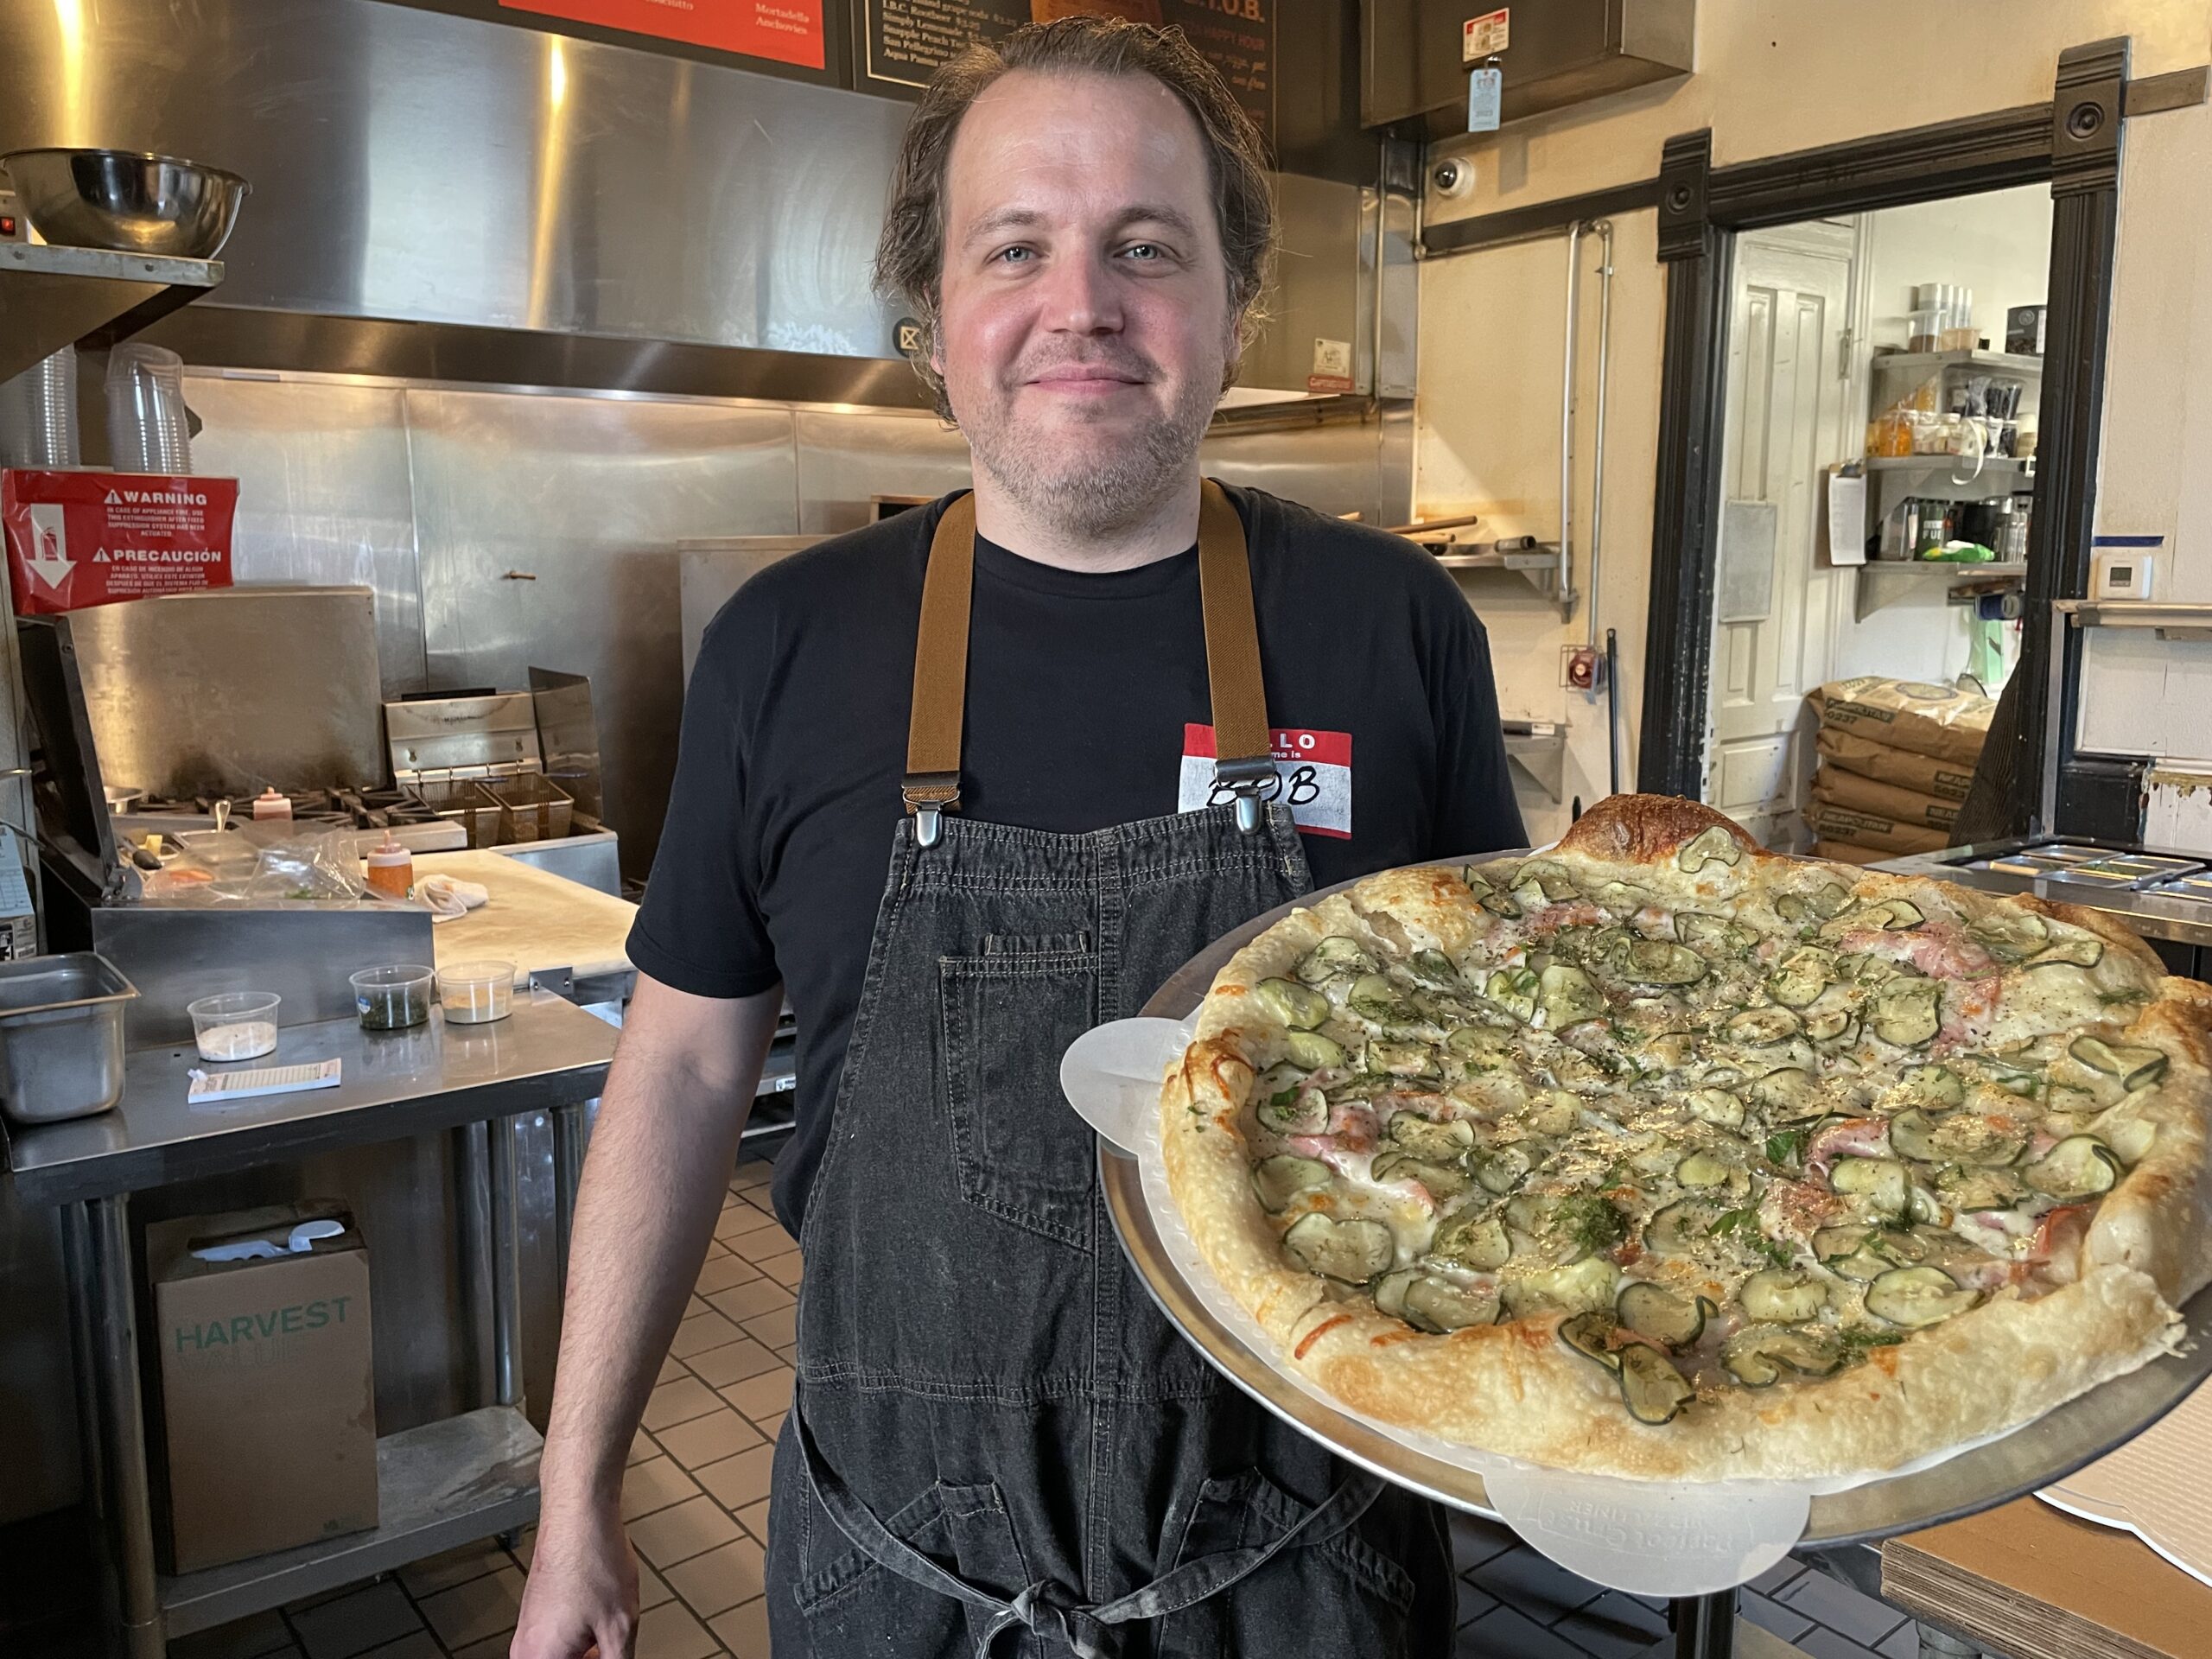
[{"xmin": 1805, "ymin": 677, "xmax": 1996, "ymax": 864}]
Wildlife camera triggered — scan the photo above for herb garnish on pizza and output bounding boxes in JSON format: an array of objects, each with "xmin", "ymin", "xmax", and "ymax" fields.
[{"xmin": 1160, "ymin": 796, "xmax": 2212, "ymax": 1480}]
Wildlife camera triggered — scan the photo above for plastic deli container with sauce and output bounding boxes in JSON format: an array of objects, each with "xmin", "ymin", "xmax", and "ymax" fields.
[
  {"xmin": 351, "ymin": 965, "xmax": 433, "ymax": 1031},
  {"xmin": 188, "ymin": 992, "xmax": 280, "ymax": 1062},
  {"xmin": 438, "ymin": 960, "xmax": 515, "ymax": 1025}
]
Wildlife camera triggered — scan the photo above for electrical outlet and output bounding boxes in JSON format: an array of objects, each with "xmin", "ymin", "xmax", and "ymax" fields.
[{"xmin": 1562, "ymin": 645, "xmax": 1602, "ymax": 690}]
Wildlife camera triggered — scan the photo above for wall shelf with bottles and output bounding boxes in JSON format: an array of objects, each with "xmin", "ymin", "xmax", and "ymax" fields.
[{"xmin": 1853, "ymin": 561, "xmax": 2027, "ymax": 624}]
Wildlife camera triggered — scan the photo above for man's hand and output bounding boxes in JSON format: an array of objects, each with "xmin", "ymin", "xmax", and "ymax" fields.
[
  {"xmin": 509, "ymin": 976, "xmax": 782, "ymax": 1659},
  {"xmin": 510, "ymin": 1494, "xmax": 639, "ymax": 1659}
]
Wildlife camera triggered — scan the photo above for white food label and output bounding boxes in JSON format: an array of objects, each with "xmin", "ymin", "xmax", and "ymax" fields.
[
  {"xmin": 1312, "ymin": 338, "xmax": 1352, "ymax": 378},
  {"xmin": 1178, "ymin": 724, "xmax": 1352, "ymax": 840},
  {"xmin": 1462, "ymin": 8, "xmax": 1510, "ymax": 60}
]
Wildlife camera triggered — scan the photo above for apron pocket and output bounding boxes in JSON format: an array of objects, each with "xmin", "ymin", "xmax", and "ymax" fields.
[
  {"xmin": 1153, "ymin": 1468, "xmax": 1417, "ymax": 1655},
  {"xmin": 940, "ymin": 947, "xmax": 1101, "ymax": 1249},
  {"xmin": 793, "ymin": 1478, "xmax": 1031, "ymax": 1650}
]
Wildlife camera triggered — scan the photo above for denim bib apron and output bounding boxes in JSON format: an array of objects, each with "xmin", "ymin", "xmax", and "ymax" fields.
[{"xmin": 765, "ymin": 484, "xmax": 1454, "ymax": 1656}]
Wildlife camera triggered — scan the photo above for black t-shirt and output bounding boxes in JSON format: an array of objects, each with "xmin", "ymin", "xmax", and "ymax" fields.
[{"xmin": 628, "ymin": 485, "xmax": 1527, "ymax": 1233}]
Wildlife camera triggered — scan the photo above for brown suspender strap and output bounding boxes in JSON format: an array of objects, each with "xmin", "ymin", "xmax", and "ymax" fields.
[
  {"xmin": 1195, "ymin": 480, "xmax": 1272, "ymax": 771},
  {"xmin": 903, "ymin": 492, "xmax": 976, "ymax": 832},
  {"xmin": 902, "ymin": 480, "xmax": 1271, "ymax": 844}
]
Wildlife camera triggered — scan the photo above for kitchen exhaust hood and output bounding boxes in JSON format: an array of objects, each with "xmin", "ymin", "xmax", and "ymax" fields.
[{"xmin": 0, "ymin": 0, "xmax": 1373, "ymax": 404}]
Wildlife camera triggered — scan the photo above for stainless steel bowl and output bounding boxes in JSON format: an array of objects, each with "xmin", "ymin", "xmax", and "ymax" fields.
[{"xmin": 2, "ymin": 148, "xmax": 248, "ymax": 259}]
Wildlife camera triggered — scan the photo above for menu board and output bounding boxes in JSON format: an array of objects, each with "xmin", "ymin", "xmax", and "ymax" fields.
[
  {"xmin": 502, "ymin": 0, "xmax": 827, "ymax": 70},
  {"xmin": 861, "ymin": 0, "xmax": 1274, "ymax": 143}
]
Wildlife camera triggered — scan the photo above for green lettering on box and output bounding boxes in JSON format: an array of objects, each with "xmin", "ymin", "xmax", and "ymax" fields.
[
  {"xmin": 281, "ymin": 1304, "xmax": 303, "ymax": 1334},
  {"xmin": 230, "ymin": 1316, "xmax": 254, "ymax": 1344},
  {"xmin": 307, "ymin": 1301, "xmax": 328, "ymax": 1331}
]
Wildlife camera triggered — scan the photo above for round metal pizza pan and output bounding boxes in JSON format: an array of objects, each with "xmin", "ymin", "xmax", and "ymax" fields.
[{"xmin": 1104, "ymin": 858, "xmax": 2212, "ymax": 1546}]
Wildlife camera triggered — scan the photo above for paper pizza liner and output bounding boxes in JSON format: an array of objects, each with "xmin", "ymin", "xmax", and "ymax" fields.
[{"xmin": 1065, "ymin": 1015, "xmax": 2050, "ymax": 1597}]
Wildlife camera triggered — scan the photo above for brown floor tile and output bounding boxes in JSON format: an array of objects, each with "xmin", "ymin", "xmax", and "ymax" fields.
[
  {"xmin": 630, "ymin": 1495, "xmax": 743, "ymax": 1569},
  {"xmin": 721, "ymin": 1367, "xmax": 793, "ymax": 1425},
  {"xmin": 760, "ymin": 1255, "xmax": 803, "ymax": 1290},
  {"xmin": 711, "ymin": 1207, "xmax": 754, "ymax": 1244},
  {"xmin": 512, "ymin": 1525, "xmax": 537, "ymax": 1568},
  {"xmin": 695, "ymin": 1443, "xmax": 776, "ymax": 1512},
  {"xmin": 733, "ymin": 1160, "xmax": 772, "ymax": 1190},
  {"xmin": 670, "ymin": 1310, "xmax": 743, "ymax": 1359},
  {"xmin": 701, "ymin": 1236, "xmax": 732, "ymax": 1261},
  {"xmin": 740, "ymin": 1305, "xmax": 796, "ymax": 1349},
  {"xmin": 633, "ymin": 1598, "xmax": 723, "ymax": 1659},
  {"xmin": 709, "ymin": 1597, "xmax": 772, "ymax": 1659},
  {"xmin": 355, "ymin": 1636, "xmax": 442, "ymax": 1659},
  {"xmin": 173, "ymin": 1611, "xmax": 295, "ymax": 1659},
  {"xmin": 664, "ymin": 1535, "xmax": 766, "ymax": 1619},
  {"xmin": 447, "ymin": 1637, "xmax": 512, "ymax": 1659},
  {"xmin": 629, "ymin": 1425, "xmax": 662, "ymax": 1465},
  {"xmin": 684, "ymin": 1335, "xmax": 782, "ymax": 1390},
  {"xmin": 656, "ymin": 1407, "xmax": 766, "ymax": 1471},
  {"xmin": 741, "ymin": 1187, "xmax": 779, "ymax": 1215},
  {"xmin": 755, "ymin": 1410, "xmax": 785, "ymax": 1440},
  {"xmin": 642, "ymin": 1375, "xmax": 724, "ymax": 1431},
  {"xmin": 705, "ymin": 1279, "xmax": 793, "ymax": 1324},
  {"xmin": 416, "ymin": 1563, "xmax": 525, "ymax": 1650},
  {"xmin": 657, "ymin": 1353, "xmax": 690, "ymax": 1386},
  {"xmin": 693, "ymin": 1253, "xmax": 761, "ymax": 1297},
  {"xmin": 639, "ymin": 1558, "xmax": 676, "ymax": 1610},
  {"xmin": 736, "ymin": 1497, "xmax": 772, "ymax": 1543},
  {"xmin": 289, "ymin": 1580, "xmax": 423, "ymax": 1659},
  {"xmin": 397, "ymin": 1540, "xmax": 509, "ymax": 1599},
  {"xmin": 621, "ymin": 1455, "xmax": 702, "ymax": 1522},
  {"xmin": 774, "ymin": 1343, "xmax": 798, "ymax": 1364}
]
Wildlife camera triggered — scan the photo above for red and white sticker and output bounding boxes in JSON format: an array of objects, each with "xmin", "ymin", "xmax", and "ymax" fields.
[
  {"xmin": 1462, "ymin": 7, "xmax": 1510, "ymax": 60},
  {"xmin": 1179, "ymin": 724, "xmax": 1352, "ymax": 839}
]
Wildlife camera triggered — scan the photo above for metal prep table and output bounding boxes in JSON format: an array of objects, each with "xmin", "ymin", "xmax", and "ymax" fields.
[
  {"xmin": 2, "ymin": 993, "xmax": 617, "ymax": 1659},
  {"xmin": 1875, "ymin": 836, "xmax": 2212, "ymax": 969}
]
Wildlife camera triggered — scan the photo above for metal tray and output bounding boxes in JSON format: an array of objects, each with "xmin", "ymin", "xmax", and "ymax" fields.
[{"xmin": 1106, "ymin": 862, "xmax": 2212, "ymax": 1544}]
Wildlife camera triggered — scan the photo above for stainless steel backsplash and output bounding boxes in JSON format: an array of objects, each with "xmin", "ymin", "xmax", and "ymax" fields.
[{"xmin": 182, "ymin": 372, "xmax": 1399, "ymax": 877}]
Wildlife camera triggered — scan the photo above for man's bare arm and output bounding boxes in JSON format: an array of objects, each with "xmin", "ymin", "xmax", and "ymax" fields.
[{"xmin": 512, "ymin": 975, "xmax": 782, "ymax": 1659}]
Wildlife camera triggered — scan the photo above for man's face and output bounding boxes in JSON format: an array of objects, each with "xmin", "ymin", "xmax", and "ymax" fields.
[{"xmin": 932, "ymin": 67, "xmax": 1239, "ymax": 536}]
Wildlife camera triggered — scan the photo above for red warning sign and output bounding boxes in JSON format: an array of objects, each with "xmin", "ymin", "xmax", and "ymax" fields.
[{"xmin": 3, "ymin": 469, "xmax": 238, "ymax": 615}]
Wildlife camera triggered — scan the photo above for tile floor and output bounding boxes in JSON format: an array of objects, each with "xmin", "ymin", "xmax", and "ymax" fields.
[{"xmin": 156, "ymin": 1147, "xmax": 1944, "ymax": 1659}]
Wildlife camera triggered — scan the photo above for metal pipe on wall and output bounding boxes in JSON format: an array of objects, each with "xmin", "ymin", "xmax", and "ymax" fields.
[
  {"xmin": 1560, "ymin": 222, "xmax": 1585, "ymax": 606},
  {"xmin": 1586, "ymin": 220, "xmax": 1615, "ymax": 652}
]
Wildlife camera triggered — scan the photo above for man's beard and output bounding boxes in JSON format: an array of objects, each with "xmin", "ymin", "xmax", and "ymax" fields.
[{"xmin": 957, "ymin": 350, "xmax": 1220, "ymax": 539}]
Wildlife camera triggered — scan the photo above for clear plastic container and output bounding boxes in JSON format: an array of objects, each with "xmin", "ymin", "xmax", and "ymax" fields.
[
  {"xmin": 105, "ymin": 341, "xmax": 194, "ymax": 474},
  {"xmin": 438, "ymin": 960, "xmax": 515, "ymax": 1025},
  {"xmin": 0, "ymin": 346, "xmax": 80, "ymax": 467},
  {"xmin": 188, "ymin": 992, "xmax": 280, "ymax": 1062},
  {"xmin": 351, "ymin": 964, "xmax": 434, "ymax": 1032}
]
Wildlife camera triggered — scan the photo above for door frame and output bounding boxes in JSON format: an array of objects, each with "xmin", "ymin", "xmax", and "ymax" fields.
[{"xmin": 1639, "ymin": 38, "xmax": 2149, "ymax": 837}]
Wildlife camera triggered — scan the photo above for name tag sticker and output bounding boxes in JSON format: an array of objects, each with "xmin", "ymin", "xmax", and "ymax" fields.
[{"xmin": 1179, "ymin": 724, "xmax": 1352, "ymax": 839}]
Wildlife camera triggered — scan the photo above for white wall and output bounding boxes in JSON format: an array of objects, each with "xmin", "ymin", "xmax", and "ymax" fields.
[
  {"xmin": 1416, "ymin": 212, "xmax": 1662, "ymax": 843},
  {"xmin": 2077, "ymin": 96, "xmax": 2212, "ymax": 760},
  {"xmin": 1863, "ymin": 186, "xmax": 2054, "ymax": 356},
  {"xmin": 1411, "ymin": 1, "xmax": 2212, "ymax": 812}
]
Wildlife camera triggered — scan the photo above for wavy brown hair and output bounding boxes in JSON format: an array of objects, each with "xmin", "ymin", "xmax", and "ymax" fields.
[{"xmin": 874, "ymin": 16, "xmax": 1276, "ymax": 422}]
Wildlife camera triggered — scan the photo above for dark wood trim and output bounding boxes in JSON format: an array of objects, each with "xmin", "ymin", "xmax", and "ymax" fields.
[
  {"xmin": 1421, "ymin": 178, "xmax": 1663, "ymax": 257},
  {"xmin": 2012, "ymin": 38, "xmax": 2130, "ymax": 836},
  {"xmin": 1705, "ymin": 104, "xmax": 2052, "ymax": 228},
  {"xmin": 1637, "ymin": 133, "xmax": 1730, "ymax": 799}
]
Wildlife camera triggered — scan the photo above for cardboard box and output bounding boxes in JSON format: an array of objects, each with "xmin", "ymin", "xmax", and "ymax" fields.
[
  {"xmin": 148, "ymin": 1202, "xmax": 378, "ymax": 1573},
  {"xmin": 1815, "ymin": 727, "xmax": 1978, "ymax": 803},
  {"xmin": 1805, "ymin": 797, "xmax": 1950, "ymax": 857},
  {"xmin": 1812, "ymin": 766, "xmax": 1960, "ymax": 831}
]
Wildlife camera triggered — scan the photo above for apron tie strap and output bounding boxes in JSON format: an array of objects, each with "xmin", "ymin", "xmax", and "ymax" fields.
[{"xmin": 797, "ymin": 1388, "xmax": 1384, "ymax": 1657}]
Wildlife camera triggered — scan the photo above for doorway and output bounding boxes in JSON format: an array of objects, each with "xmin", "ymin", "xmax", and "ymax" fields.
[{"xmin": 1701, "ymin": 184, "xmax": 2056, "ymax": 861}]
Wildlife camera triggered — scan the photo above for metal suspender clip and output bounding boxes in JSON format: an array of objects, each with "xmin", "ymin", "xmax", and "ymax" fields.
[
  {"xmin": 902, "ymin": 772, "xmax": 960, "ymax": 849},
  {"xmin": 1211, "ymin": 755, "xmax": 1276, "ymax": 836}
]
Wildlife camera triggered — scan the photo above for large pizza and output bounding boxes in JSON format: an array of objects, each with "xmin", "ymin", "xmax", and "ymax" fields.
[{"xmin": 1160, "ymin": 796, "xmax": 2212, "ymax": 1480}]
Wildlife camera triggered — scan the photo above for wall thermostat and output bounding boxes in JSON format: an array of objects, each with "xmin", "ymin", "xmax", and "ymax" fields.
[{"xmin": 2092, "ymin": 548, "xmax": 2156, "ymax": 600}]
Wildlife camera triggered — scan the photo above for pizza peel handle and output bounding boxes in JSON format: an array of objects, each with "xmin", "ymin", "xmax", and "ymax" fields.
[{"xmin": 1060, "ymin": 1017, "xmax": 1195, "ymax": 1156}]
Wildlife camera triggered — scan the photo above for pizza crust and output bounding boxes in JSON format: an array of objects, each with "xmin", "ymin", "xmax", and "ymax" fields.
[{"xmin": 1159, "ymin": 794, "xmax": 2211, "ymax": 1482}]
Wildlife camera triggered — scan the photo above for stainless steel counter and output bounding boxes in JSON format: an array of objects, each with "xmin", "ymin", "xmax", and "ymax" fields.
[
  {"xmin": 1876, "ymin": 838, "xmax": 2212, "ymax": 952},
  {"xmin": 3, "ymin": 993, "xmax": 615, "ymax": 1656},
  {"xmin": 4, "ymin": 993, "xmax": 615, "ymax": 1207}
]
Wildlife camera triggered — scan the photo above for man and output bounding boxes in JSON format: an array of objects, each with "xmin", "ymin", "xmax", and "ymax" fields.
[{"xmin": 514, "ymin": 19, "xmax": 1523, "ymax": 1656}]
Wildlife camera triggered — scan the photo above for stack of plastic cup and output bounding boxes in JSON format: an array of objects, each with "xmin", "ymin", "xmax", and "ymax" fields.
[
  {"xmin": 105, "ymin": 343, "xmax": 193, "ymax": 474},
  {"xmin": 0, "ymin": 346, "xmax": 81, "ymax": 467}
]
